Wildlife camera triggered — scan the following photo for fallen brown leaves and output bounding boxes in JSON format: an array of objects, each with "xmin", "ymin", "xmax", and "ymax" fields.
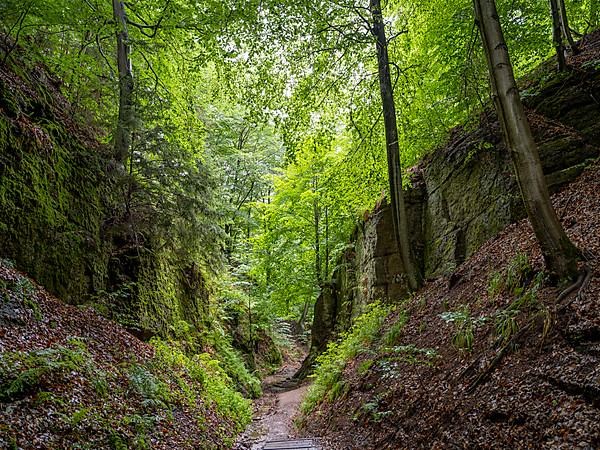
[{"xmin": 0, "ymin": 262, "xmax": 237, "ymax": 449}]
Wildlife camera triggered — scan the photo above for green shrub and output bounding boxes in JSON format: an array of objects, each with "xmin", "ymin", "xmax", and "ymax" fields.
[
  {"xmin": 440, "ymin": 305, "xmax": 487, "ymax": 352},
  {"xmin": 487, "ymin": 271, "xmax": 503, "ymax": 298},
  {"xmin": 210, "ymin": 335, "xmax": 261, "ymax": 398},
  {"xmin": 381, "ymin": 311, "xmax": 409, "ymax": 346},
  {"xmin": 128, "ymin": 364, "xmax": 171, "ymax": 409},
  {"xmin": 301, "ymin": 302, "xmax": 390, "ymax": 414},
  {"xmin": 388, "ymin": 344, "xmax": 438, "ymax": 365},
  {"xmin": 487, "ymin": 252, "xmax": 533, "ymax": 299},
  {"xmin": 357, "ymin": 358, "xmax": 374, "ymax": 376},
  {"xmin": 493, "ymin": 271, "xmax": 544, "ymax": 343},
  {"xmin": 149, "ymin": 339, "xmax": 252, "ymax": 433},
  {"xmin": 359, "ymin": 396, "xmax": 392, "ymax": 422}
]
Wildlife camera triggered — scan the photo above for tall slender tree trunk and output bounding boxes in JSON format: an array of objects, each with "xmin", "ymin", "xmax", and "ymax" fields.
[
  {"xmin": 299, "ymin": 298, "xmax": 311, "ymax": 333},
  {"xmin": 112, "ymin": 0, "xmax": 134, "ymax": 164},
  {"xmin": 473, "ymin": 0, "xmax": 580, "ymax": 281},
  {"xmin": 314, "ymin": 194, "xmax": 322, "ymax": 286},
  {"xmin": 369, "ymin": 0, "xmax": 420, "ymax": 292},
  {"xmin": 557, "ymin": 0, "xmax": 579, "ymax": 53},
  {"xmin": 549, "ymin": 0, "xmax": 567, "ymax": 71},
  {"xmin": 591, "ymin": 0, "xmax": 599, "ymax": 30},
  {"xmin": 299, "ymin": 177, "xmax": 323, "ymax": 332},
  {"xmin": 324, "ymin": 205, "xmax": 329, "ymax": 280}
]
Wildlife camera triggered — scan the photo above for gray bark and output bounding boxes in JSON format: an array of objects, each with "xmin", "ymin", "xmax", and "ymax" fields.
[
  {"xmin": 549, "ymin": 0, "xmax": 567, "ymax": 71},
  {"xmin": 369, "ymin": 0, "xmax": 420, "ymax": 292},
  {"xmin": 112, "ymin": 0, "xmax": 134, "ymax": 163},
  {"xmin": 474, "ymin": 0, "xmax": 580, "ymax": 280},
  {"xmin": 557, "ymin": 0, "xmax": 579, "ymax": 53}
]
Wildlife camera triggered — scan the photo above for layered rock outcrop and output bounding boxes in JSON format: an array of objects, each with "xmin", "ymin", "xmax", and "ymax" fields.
[{"xmin": 300, "ymin": 50, "xmax": 600, "ymax": 374}]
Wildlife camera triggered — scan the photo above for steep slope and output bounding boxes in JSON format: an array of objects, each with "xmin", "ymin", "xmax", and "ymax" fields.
[
  {"xmin": 299, "ymin": 159, "xmax": 600, "ymax": 449},
  {"xmin": 0, "ymin": 260, "xmax": 251, "ymax": 449}
]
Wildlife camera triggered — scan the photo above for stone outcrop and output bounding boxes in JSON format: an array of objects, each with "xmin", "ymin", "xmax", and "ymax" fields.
[
  {"xmin": 299, "ymin": 57, "xmax": 600, "ymax": 377},
  {"xmin": 347, "ymin": 62, "xmax": 600, "ymax": 308}
]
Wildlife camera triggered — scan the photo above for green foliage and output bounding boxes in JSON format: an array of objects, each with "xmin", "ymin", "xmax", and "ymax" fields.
[
  {"xmin": 493, "ymin": 271, "xmax": 545, "ymax": 343},
  {"xmin": 440, "ymin": 305, "xmax": 487, "ymax": 352},
  {"xmin": 505, "ymin": 253, "xmax": 533, "ymax": 296},
  {"xmin": 301, "ymin": 303, "xmax": 390, "ymax": 414},
  {"xmin": 128, "ymin": 364, "xmax": 171, "ymax": 409},
  {"xmin": 387, "ymin": 345, "xmax": 439, "ymax": 366},
  {"xmin": 149, "ymin": 339, "xmax": 252, "ymax": 432},
  {"xmin": 249, "ymin": 132, "xmax": 356, "ymax": 322},
  {"xmin": 487, "ymin": 253, "xmax": 533, "ymax": 300},
  {"xmin": 382, "ymin": 311, "xmax": 410, "ymax": 346},
  {"xmin": 487, "ymin": 271, "xmax": 504, "ymax": 299},
  {"xmin": 358, "ymin": 395, "xmax": 392, "ymax": 423},
  {"xmin": 357, "ymin": 358, "xmax": 374, "ymax": 376},
  {"xmin": 208, "ymin": 332, "xmax": 262, "ymax": 398},
  {"xmin": 0, "ymin": 274, "xmax": 42, "ymax": 320},
  {"xmin": 0, "ymin": 339, "xmax": 92, "ymax": 401}
]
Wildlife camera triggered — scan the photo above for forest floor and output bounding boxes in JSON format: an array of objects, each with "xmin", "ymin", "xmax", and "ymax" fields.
[
  {"xmin": 235, "ymin": 345, "xmax": 310, "ymax": 449},
  {"xmin": 0, "ymin": 261, "xmax": 249, "ymax": 449}
]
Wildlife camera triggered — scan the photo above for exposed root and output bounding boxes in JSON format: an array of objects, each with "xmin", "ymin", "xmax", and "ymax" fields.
[
  {"xmin": 557, "ymin": 265, "xmax": 591, "ymax": 312},
  {"xmin": 466, "ymin": 321, "xmax": 534, "ymax": 393}
]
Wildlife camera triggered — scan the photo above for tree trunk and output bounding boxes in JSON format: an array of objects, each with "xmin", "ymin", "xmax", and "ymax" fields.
[
  {"xmin": 557, "ymin": 0, "xmax": 579, "ymax": 53},
  {"xmin": 112, "ymin": 0, "xmax": 134, "ymax": 164},
  {"xmin": 549, "ymin": 0, "xmax": 567, "ymax": 71},
  {"xmin": 591, "ymin": 0, "xmax": 599, "ymax": 30},
  {"xmin": 298, "ymin": 297, "xmax": 311, "ymax": 333},
  {"xmin": 473, "ymin": 0, "xmax": 580, "ymax": 281},
  {"xmin": 312, "ymin": 176, "xmax": 323, "ymax": 286},
  {"xmin": 324, "ymin": 205, "xmax": 329, "ymax": 280},
  {"xmin": 369, "ymin": 0, "xmax": 420, "ymax": 292}
]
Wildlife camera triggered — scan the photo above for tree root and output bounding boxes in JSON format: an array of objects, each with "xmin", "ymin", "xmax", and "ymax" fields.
[
  {"xmin": 466, "ymin": 321, "xmax": 534, "ymax": 393},
  {"xmin": 556, "ymin": 265, "xmax": 591, "ymax": 312}
]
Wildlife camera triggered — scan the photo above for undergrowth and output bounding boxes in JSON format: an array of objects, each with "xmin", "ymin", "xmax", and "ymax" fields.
[
  {"xmin": 149, "ymin": 339, "xmax": 252, "ymax": 434},
  {"xmin": 0, "ymin": 338, "xmax": 101, "ymax": 402},
  {"xmin": 301, "ymin": 302, "xmax": 390, "ymax": 415}
]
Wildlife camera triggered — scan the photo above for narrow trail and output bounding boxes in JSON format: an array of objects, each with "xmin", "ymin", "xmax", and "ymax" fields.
[{"xmin": 235, "ymin": 348, "xmax": 312, "ymax": 450}]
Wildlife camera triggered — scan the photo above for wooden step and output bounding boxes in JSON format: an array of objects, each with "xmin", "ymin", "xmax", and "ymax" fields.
[{"xmin": 263, "ymin": 438, "xmax": 321, "ymax": 449}]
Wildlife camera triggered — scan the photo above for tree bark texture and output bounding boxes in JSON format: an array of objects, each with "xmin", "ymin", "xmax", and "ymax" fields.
[
  {"xmin": 369, "ymin": 0, "xmax": 420, "ymax": 292},
  {"xmin": 557, "ymin": 0, "xmax": 578, "ymax": 53},
  {"xmin": 549, "ymin": 0, "xmax": 567, "ymax": 71},
  {"xmin": 112, "ymin": 0, "xmax": 134, "ymax": 164},
  {"xmin": 473, "ymin": 0, "xmax": 580, "ymax": 280},
  {"xmin": 313, "ymin": 178, "xmax": 322, "ymax": 286}
]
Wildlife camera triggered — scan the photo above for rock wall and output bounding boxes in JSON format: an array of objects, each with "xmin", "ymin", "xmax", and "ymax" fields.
[
  {"xmin": 322, "ymin": 60, "xmax": 600, "ymax": 337},
  {"xmin": 0, "ymin": 45, "xmax": 212, "ymax": 340},
  {"xmin": 296, "ymin": 40, "xmax": 600, "ymax": 379}
]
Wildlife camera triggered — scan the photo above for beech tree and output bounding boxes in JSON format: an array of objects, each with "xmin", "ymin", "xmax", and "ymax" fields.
[
  {"xmin": 369, "ymin": 0, "xmax": 420, "ymax": 292},
  {"xmin": 549, "ymin": 0, "xmax": 579, "ymax": 71},
  {"xmin": 112, "ymin": 0, "xmax": 134, "ymax": 164},
  {"xmin": 473, "ymin": 0, "xmax": 581, "ymax": 280}
]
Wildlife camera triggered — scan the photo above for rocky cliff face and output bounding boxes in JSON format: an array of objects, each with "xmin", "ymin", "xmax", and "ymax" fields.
[
  {"xmin": 357, "ymin": 65, "xmax": 598, "ymax": 303},
  {"xmin": 313, "ymin": 46, "xmax": 600, "ymax": 352}
]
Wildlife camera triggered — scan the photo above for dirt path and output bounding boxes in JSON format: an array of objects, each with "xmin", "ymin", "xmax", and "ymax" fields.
[{"xmin": 234, "ymin": 351, "xmax": 309, "ymax": 449}]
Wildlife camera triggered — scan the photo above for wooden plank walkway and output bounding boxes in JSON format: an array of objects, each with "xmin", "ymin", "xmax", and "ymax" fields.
[{"xmin": 263, "ymin": 438, "xmax": 321, "ymax": 449}]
